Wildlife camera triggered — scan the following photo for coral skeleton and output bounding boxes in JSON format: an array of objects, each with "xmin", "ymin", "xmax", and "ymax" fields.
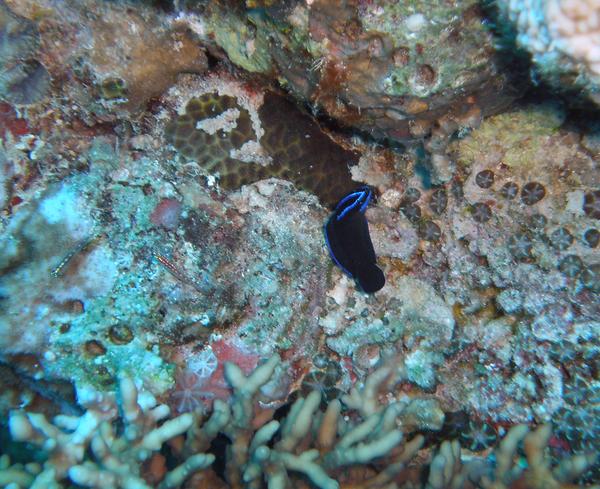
[{"xmin": 497, "ymin": 0, "xmax": 600, "ymax": 101}]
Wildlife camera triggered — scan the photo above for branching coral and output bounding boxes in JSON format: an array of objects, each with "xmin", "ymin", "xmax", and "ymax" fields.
[
  {"xmin": 0, "ymin": 455, "xmax": 39, "ymax": 488},
  {"xmin": 3, "ymin": 357, "xmax": 599, "ymax": 489},
  {"xmin": 8, "ymin": 376, "xmax": 214, "ymax": 488},
  {"xmin": 189, "ymin": 356, "xmax": 598, "ymax": 489},
  {"xmin": 194, "ymin": 355, "xmax": 426, "ymax": 489},
  {"xmin": 477, "ymin": 424, "xmax": 598, "ymax": 489}
]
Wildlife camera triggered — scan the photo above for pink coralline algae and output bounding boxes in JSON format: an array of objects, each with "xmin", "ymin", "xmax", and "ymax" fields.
[{"xmin": 150, "ymin": 198, "xmax": 182, "ymax": 230}]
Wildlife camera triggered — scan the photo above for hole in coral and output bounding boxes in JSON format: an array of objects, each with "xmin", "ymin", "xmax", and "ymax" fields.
[{"xmin": 208, "ymin": 433, "xmax": 231, "ymax": 481}]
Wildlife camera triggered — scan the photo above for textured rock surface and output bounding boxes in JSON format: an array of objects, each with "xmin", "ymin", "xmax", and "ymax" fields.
[
  {"xmin": 198, "ymin": 0, "xmax": 521, "ymax": 144},
  {"xmin": 0, "ymin": 0, "xmax": 50, "ymax": 105},
  {"xmin": 0, "ymin": 0, "xmax": 599, "ymax": 485}
]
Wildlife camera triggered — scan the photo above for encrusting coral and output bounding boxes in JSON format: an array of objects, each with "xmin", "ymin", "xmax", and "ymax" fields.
[{"xmin": 4, "ymin": 356, "xmax": 598, "ymax": 489}]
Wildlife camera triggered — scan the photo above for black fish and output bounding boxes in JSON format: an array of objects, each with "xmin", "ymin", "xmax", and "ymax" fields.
[{"xmin": 324, "ymin": 186, "xmax": 385, "ymax": 293}]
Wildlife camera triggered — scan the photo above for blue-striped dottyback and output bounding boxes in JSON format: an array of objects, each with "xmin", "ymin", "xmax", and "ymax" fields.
[{"xmin": 324, "ymin": 186, "xmax": 385, "ymax": 293}]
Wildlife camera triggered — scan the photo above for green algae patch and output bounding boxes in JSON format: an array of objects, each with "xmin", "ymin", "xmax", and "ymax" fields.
[{"xmin": 207, "ymin": 7, "xmax": 274, "ymax": 74}]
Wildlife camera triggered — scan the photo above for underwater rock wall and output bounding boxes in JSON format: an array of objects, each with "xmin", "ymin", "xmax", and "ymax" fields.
[
  {"xmin": 0, "ymin": 0, "xmax": 598, "ymax": 487},
  {"xmin": 198, "ymin": 0, "xmax": 520, "ymax": 147},
  {"xmin": 0, "ymin": 0, "xmax": 50, "ymax": 106}
]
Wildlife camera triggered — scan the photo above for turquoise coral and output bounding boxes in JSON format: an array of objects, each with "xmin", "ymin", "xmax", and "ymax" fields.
[
  {"xmin": 3, "ymin": 356, "xmax": 598, "ymax": 489},
  {"xmin": 7, "ymin": 376, "xmax": 214, "ymax": 488}
]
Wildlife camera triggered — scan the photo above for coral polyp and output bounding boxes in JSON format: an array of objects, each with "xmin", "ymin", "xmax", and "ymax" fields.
[
  {"xmin": 401, "ymin": 201, "xmax": 422, "ymax": 222},
  {"xmin": 508, "ymin": 233, "xmax": 533, "ymax": 260},
  {"xmin": 529, "ymin": 213, "xmax": 548, "ymax": 231},
  {"xmin": 584, "ymin": 228, "xmax": 599, "ymax": 248},
  {"xmin": 550, "ymin": 227, "xmax": 574, "ymax": 250},
  {"xmin": 475, "ymin": 169, "xmax": 495, "ymax": 189},
  {"xmin": 471, "ymin": 202, "xmax": 492, "ymax": 223},
  {"xmin": 459, "ymin": 418, "xmax": 497, "ymax": 452},
  {"xmin": 559, "ymin": 254, "xmax": 583, "ymax": 278},
  {"xmin": 500, "ymin": 181, "xmax": 519, "ymax": 200},
  {"xmin": 583, "ymin": 190, "xmax": 600, "ymax": 219},
  {"xmin": 429, "ymin": 188, "xmax": 448, "ymax": 215},
  {"xmin": 521, "ymin": 181, "xmax": 546, "ymax": 205},
  {"xmin": 419, "ymin": 220, "xmax": 442, "ymax": 242},
  {"xmin": 404, "ymin": 187, "xmax": 422, "ymax": 203}
]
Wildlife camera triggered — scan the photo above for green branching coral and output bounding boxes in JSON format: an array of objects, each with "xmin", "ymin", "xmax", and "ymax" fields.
[
  {"xmin": 3, "ymin": 357, "xmax": 599, "ymax": 489},
  {"xmin": 7, "ymin": 377, "xmax": 214, "ymax": 488}
]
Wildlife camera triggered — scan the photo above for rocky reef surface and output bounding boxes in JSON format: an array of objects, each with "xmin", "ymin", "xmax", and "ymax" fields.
[{"xmin": 0, "ymin": 0, "xmax": 599, "ymax": 488}]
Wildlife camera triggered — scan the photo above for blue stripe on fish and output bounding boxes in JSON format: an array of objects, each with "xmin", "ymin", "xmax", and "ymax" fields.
[{"xmin": 335, "ymin": 186, "xmax": 372, "ymax": 220}]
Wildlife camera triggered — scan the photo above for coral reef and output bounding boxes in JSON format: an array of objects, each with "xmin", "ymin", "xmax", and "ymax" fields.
[{"xmin": 0, "ymin": 0, "xmax": 599, "ymax": 487}]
